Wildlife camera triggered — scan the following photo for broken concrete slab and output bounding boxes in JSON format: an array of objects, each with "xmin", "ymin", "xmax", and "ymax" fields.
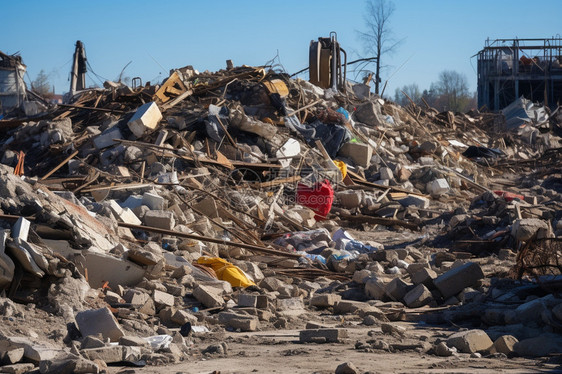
[
  {"xmin": 153, "ymin": 289, "xmax": 175, "ymax": 308},
  {"xmin": 75, "ymin": 307, "xmax": 125, "ymax": 342},
  {"xmin": 434, "ymin": 262, "xmax": 484, "ymax": 299},
  {"xmin": 299, "ymin": 328, "xmax": 348, "ymax": 343},
  {"xmin": 511, "ymin": 218, "xmax": 553, "ymax": 241},
  {"xmin": 75, "ymin": 252, "xmax": 145, "ymax": 289},
  {"xmin": 12, "ymin": 217, "xmax": 30, "ymax": 242},
  {"xmin": 192, "ymin": 285, "xmax": 224, "ymax": 308},
  {"xmin": 513, "ymin": 334, "xmax": 562, "ymax": 357}
]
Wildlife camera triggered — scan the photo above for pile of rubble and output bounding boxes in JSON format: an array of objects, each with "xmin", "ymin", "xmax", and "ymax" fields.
[{"xmin": 0, "ymin": 60, "xmax": 561, "ymax": 373}]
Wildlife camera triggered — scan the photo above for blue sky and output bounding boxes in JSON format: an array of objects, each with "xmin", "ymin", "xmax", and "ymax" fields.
[{"xmin": 2, "ymin": 0, "xmax": 561, "ymax": 96}]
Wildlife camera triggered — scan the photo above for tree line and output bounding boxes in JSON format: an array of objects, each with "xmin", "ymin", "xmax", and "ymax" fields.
[{"xmin": 393, "ymin": 70, "xmax": 477, "ymax": 112}]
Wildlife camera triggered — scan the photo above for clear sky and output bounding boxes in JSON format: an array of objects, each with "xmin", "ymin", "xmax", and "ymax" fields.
[{"xmin": 2, "ymin": 0, "xmax": 561, "ymax": 97}]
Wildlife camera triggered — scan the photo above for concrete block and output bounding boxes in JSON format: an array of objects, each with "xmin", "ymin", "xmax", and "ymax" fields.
[
  {"xmin": 276, "ymin": 297, "xmax": 305, "ymax": 317},
  {"xmin": 81, "ymin": 336, "xmax": 105, "ymax": 349},
  {"xmin": 333, "ymin": 300, "xmax": 372, "ymax": 315},
  {"xmin": 364, "ymin": 278, "xmax": 386, "ymax": 300},
  {"xmin": 426, "ymin": 178, "xmax": 450, "ymax": 197},
  {"xmin": 153, "ymin": 289, "xmax": 175, "ymax": 307},
  {"xmin": 385, "ymin": 278, "xmax": 410, "ymax": 301},
  {"xmin": 218, "ymin": 312, "xmax": 259, "ymax": 331},
  {"xmin": 75, "ymin": 307, "xmax": 125, "ymax": 342},
  {"xmin": 93, "ymin": 126, "xmax": 123, "ymax": 149},
  {"xmin": 12, "ymin": 217, "xmax": 30, "ymax": 242},
  {"xmin": 142, "ymin": 192, "xmax": 165, "ymax": 211},
  {"xmin": 403, "ymin": 284, "xmax": 432, "ymax": 308},
  {"xmin": 411, "ymin": 268, "xmax": 437, "ymax": 288},
  {"xmin": 192, "ymin": 285, "xmax": 224, "ymax": 308},
  {"xmin": 171, "ymin": 309, "xmax": 197, "ymax": 325},
  {"xmin": 299, "ymin": 328, "xmax": 348, "ymax": 343},
  {"xmin": 434, "ymin": 262, "xmax": 484, "ymax": 299},
  {"xmin": 108, "ymin": 200, "xmax": 141, "ymax": 225},
  {"xmin": 337, "ymin": 190, "xmax": 363, "ymax": 209},
  {"xmin": 127, "ymin": 102, "xmax": 162, "ymax": 138},
  {"xmin": 144, "ymin": 210, "xmax": 175, "ymax": 230},
  {"xmin": 238, "ymin": 293, "xmax": 258, "ymax": 308},
  {"xmin": 338, "ymin": 142, "xmax": 372, "ymax": 168},
  {"xmin": 446, "ymin": 329, "xmax": 493, "ymax": 353},
  {"xmin": 310, "ymin": 293, "xmax": 341, "ymax": 308},
  {"xmin": 492, "ymin": 335, "xmax": 518, "ymax": 354},
  {"xmin": 379, "ymin": 167, "xmax": 393, "ymax": 181}
]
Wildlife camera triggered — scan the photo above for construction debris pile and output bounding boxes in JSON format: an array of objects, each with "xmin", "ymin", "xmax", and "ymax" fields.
[{"xmin": 0, "ymin": 59, "xmax": 561, "ymax": 373}]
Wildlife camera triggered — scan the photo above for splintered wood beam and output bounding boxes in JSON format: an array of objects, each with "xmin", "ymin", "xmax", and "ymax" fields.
[
  {"xmin": 118, "ymin": 222, "xmax": 302, "ymax": 258},
  {"xmin": 40, "ymin": 150, "xmax": 79, "ymax": 181}
]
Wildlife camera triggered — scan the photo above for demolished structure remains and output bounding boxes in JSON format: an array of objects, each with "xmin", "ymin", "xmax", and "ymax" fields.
[
  {"xmin": 0, "ymin": 38, "xmax": 560, "ymax": 373},
  {"xmin": 477, "ymin": 37, "xmax": 562, "ymax": 110}
]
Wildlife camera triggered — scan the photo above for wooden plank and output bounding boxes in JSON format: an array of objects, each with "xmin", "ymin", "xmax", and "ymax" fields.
[{"xmin": 40, "ymin": 150, "xmax": 79, "ymax": 181}]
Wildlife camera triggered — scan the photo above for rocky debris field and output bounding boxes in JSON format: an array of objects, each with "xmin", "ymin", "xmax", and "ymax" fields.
[{"xmin": 0, "ymin": 62, "xmax": 561, "ymax": 373}]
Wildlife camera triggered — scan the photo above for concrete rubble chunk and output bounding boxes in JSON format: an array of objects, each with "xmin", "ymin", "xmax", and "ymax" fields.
[
  {"xmin": 75, "ymin": 307, "xmax": 125, "ymax": 342},
  {"xmin": 127, "ymin": 101, "xmax": 162, "ymax": 138},
  {"xmin": 12, "ymin": 217, "xmax": 30, "ymax": 242},
  {"xmin": 403, "ymin": 284, "xmax": 433, "ymax": 308},
  {"xmin": 142, "ymin": 191, "xmax": 165, "ymax": 211},
  {"xmin": 513, "ymin": 334, "xmax": 562, "ymax": 357},
  {"xmin": 511, "ymin": 218, "xmax": 553, "ymax": 241},
  {"xmin": 335, "ymin": 361, "xmax": 359, "ymax": 374},
  {"xmin": 492, "ymin": 335, "xmax": 518, "ymax": 355},
  {"xmin": 385, "ymin": 278, "xmax": 410, "ymax": 301},
  {"xmin": 0, "ymin": 363, "xmax": 36, "ymax": 374},
  {"xmin": 1, "ymin": 347, "xmax": 24, "ymax": 365},
  {"xmin": 426, "ymin": 178, "xmax": 450, "ymax": 197},
  {"xmin": 276, "ymin": 297, "xmax": 306, "ymax": 317},
  {"xmin": 299, "ymin": 328, "xmax": 348, "ymax": 343},
  {"xmin": 80, "ymin": 346, "xmax": 125, "ymax": 364},
  {"xmin": 411, "ymin": 267, "xmax": 437, "ymax": 288},
  {"xmin": 434, "ymin": 262, "xmax": 484, "ymax": 299},
  {"xmin": 119, "ymin": 335, "xmax": 150, "ymax": 347},
  {"xmin": 93, "ymin": 126, "xmax": 123, "ymax": 149},
  {"xmin": 310, "ymin": 293, "xmax": 341, "ymax": 308},
  {"xmin": 0, "ymin": 230, "xmax": 15, "ymax": 287},
  {"xmin": 144, "ymin": 210, "xmax": 175, "ymax": 230},
  {"xmin": 153, "ymin": 289, "xmax": 175, "ymax": 307},
  {"xmin": 338, "ymin": 142, "xmax": 372, "ymax": 168},
  {"xmin": 76, "ymin": 252, "xmax": 145, "ymax": 289},
  {"xmin": 446, "ymin": 329, "xmax": 493, "ymax": 353},
  {"xmin": 193, "ymin": 285, "xmax": 225, "ymax": 308},
  {"xmin": 218, "ymin": 312, "xmax": 259, "ymax": 331}
]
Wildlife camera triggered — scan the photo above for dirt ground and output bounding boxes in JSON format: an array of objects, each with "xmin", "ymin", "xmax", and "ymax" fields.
[{"xmin": 127, "ymin": 322, "xmax": 558, "ymax": 374}]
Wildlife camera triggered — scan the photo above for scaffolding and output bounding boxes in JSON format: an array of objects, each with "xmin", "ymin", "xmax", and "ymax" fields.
[{"xmin": 477, "ymin": 37, "xmax": 562, "ymax": 110}]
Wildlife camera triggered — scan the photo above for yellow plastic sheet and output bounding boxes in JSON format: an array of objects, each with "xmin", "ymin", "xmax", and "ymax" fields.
[
  {"xmin": 196, "ymin": 256, "xmax": 255, "ymax": 288},
  {"xmin": 333, "ymin": 160, "xmax": 347, "ymax": 179}
]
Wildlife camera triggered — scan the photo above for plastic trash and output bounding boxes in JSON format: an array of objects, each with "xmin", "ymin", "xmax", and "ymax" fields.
[
  {"xmin": 197, "ymin": 256, "xmax": 255, "ymax": 288},
  {"xmin": 296, "ymin": 180, "xmax": 334, "ymax": 220},
  {"xmin": 144, "ymin": 335, "xmax": 173, "ymax": 350}
]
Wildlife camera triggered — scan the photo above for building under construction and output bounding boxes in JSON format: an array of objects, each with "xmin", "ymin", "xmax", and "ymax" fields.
[{"xmin": 477, "ymin": 37, "xmax": 562, "ymax": 110}]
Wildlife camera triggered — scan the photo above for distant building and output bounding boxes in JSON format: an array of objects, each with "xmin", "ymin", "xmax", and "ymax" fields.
[
  {"xmin": 477, "ymin": 37, "xmax": 562, "ymax": 110},
  {"xmin": 0, "ymin": 50, "xmax": 27, "ymax": 114}
]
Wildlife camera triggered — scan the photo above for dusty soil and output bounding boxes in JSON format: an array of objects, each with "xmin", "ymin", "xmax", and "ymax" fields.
[{"xmin": 128, "ymin": 322, "xmax": 557, "ymax": 374}]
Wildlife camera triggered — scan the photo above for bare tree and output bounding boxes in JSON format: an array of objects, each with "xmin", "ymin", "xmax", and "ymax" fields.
[
  {"xmin": 359, "ymin": 0, "xmax": 400, "ymax": 95},
  {"xmin": 31, "ymin": 69, "xmax": 53, "ymax": 98},
  {"xmin": 434, "ymin": 70, "xmax": 471, "ymax": 112},
  {"xmin": 394, "ymin": 83, "xmax": 421, "ymax": 106}
]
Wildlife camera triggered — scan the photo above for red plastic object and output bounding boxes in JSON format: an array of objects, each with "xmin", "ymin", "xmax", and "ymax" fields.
[
  {"xmin": 494, "ymin": 190, "xmax": 525, "ymax": 202},
  {"xmin": 296, "ymin": 180, "xmax": 334, "ymax": 220}
]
